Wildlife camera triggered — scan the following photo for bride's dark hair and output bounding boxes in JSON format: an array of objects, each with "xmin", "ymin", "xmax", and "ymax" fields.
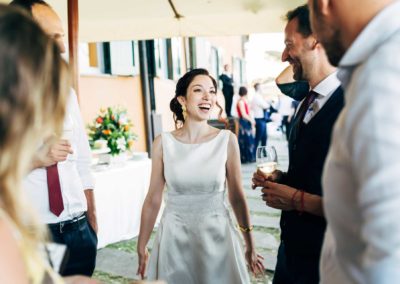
[{"xmin": 170, "ymin": 68, "xmax": 223, "ymax": 128}]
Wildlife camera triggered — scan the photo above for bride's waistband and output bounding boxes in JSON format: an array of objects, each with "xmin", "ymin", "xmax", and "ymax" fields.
[{"xmin": 164, "ymin": 191, "xmax": 227, "ymax": 213}]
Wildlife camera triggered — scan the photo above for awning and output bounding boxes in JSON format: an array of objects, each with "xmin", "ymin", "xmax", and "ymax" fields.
[{"xmin": 27, "ymin": 0, "xmax": 302, "ymax": 42}]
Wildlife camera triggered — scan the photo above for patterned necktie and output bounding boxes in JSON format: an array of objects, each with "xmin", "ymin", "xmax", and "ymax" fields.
[
  {"xmin": 290, "ymin": 90, "xmax": 319, "ymax": 139},
  {"xmin": 46, "ymin": 164, "xmax": 64, "ymax": 216}
]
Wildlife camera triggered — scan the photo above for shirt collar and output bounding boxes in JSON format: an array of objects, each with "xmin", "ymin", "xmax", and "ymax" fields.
[
  {"xmin": 312, "ymin": 71, "xmax": 340, "ymax": 97},
  {"xmin": 338, "ymin": 1, "xmax": 400, "ymax": 88}
]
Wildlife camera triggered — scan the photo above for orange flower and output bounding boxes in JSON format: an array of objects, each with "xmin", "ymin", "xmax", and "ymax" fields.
[
  {"xmin": 96, "ymin": 117, "xmax": 103, "ymax": 124},
  {"xmin": 124, "ymin": 125, "xmax": 130, "ymax": 131},
  {"xmin": 102, "ymin": 129, "xmax": 111, "ymax": 135},
  {"xmin": 111, "ymin": 115, "xmax": 116, "ymax": 121}
]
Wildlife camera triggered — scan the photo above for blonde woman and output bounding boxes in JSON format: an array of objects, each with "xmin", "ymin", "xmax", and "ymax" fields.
[{"xmin": 0, "ymin": 5, "xmax": 94, "ymax": 284}]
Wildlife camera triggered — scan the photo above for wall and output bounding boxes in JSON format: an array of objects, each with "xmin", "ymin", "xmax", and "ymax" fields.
[
  {"xmin": 205, "ymin": 36, "xmax": 245, "ymax": 65},
  {"xmin": 153, "ymin": 77, "xmax": 176, "ymax": 132},
  {"xmin": 79, "ymin": 75, "xmax": 147, "ymax": 152}
]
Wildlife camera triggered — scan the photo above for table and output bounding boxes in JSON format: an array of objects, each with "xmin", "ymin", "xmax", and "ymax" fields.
[{"xmin": 92, "ymin": 158, "xmax": 152, "ymax": 248}]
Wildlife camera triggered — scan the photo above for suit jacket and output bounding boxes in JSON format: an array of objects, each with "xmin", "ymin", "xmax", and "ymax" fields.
[
  {"xmin": 280, "ymin": 86, "xmax": 344, "ymax": 256},
  {"xmin": 219, "ymin": 73, "xmax": 234, "ymax": 96}
]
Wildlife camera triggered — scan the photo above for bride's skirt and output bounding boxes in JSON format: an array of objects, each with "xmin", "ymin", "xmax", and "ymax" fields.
[{"xmin": 147, "ymin": 192, "xmax": 250, "ymax": 284}]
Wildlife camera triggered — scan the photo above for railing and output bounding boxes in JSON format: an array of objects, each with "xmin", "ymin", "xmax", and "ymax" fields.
[{"xmin": 208, "ymin": 117, "xmax": 239, "ymax": 137}]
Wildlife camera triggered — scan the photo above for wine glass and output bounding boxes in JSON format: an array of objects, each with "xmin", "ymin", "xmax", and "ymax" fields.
[{"xmin": 256, "ymin": 146, "xmax": 278, "ymax": 176}]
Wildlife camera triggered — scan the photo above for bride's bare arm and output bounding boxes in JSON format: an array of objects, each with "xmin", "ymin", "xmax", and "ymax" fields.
[
  {"xmin": 226, "ymin": 132, "xmax": 264, "ymax": 274},
  {"xmin": 226, "ymin": 132, "xmax": 254, "ymax": 246},
  {"xmin": 137, "ymin": 135, "xmax": 165, "ymax": 278}
]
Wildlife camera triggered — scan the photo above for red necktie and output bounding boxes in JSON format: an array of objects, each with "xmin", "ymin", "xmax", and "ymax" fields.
[
  {"xmin": 46, "ymin": 164, "xmax": 64, "ymax": 216},
  {"xmin": 290, "ymin": 90, "xmax": 319, "ymax": 139}
]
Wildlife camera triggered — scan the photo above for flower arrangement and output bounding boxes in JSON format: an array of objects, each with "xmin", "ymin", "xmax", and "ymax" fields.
[{"xmin": 88, "ymin": 107, "xmax": 138, "ymax": 156}]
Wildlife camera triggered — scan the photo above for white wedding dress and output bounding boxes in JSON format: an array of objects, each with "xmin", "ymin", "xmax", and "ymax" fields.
[{"xmin": 147, "ymin": 130, "xmax": 250, "ymax": 284}]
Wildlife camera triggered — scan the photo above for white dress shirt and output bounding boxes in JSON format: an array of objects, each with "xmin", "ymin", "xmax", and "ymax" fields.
[
  {"xmin": 24, "ymin": 90, "xmax": 95, "ymax": 224},
  {"xmin": 295, "ymin": 71, "xmax": 340, "ymax": 124},
  {"xmin": 321, "ymin": 2, "xmax": 400, "ymax": 283},
  {"xmin": 278, "ymin": 95, "xmax": 294, "ymax": 116},
  {"xmin": 251, "ymin": 91, "xmax": 270, "ymax": 119},
  {"xmin": 230, "ymin": 94, "xmax": 240, "ymax": 118}
]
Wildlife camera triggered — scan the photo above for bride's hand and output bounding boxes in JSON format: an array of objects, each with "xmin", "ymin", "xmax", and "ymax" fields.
[
  {"xmin": 245, "ymin": 247, "xmax": 265, "ymax": 276},
  {"xmin": 136, "ymin": 247, "xmax": 149, "ymax": 279}
]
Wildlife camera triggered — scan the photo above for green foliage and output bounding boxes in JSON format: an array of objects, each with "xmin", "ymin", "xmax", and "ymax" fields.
[
  {"xmin": 87, "ymin": 107, "xmax": 138, "ymax": 156},
  {"xmin": 92, "ymin": 270, "xmax": 134, "ymax": 284}
]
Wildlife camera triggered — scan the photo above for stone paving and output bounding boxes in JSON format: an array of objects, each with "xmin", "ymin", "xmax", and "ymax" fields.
[{"xmin": 94, "ymin": 128, "xmax": 289, "ymax": 284}]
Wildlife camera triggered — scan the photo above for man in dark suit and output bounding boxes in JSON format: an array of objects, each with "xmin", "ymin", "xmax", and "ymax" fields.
[
  {"xmin": 252, "ymin": 4, "xmax": 344, "ymax": 284},
  {"xmin": 219, "ymin": 64, "xmax": 234, "ymax": 117}
]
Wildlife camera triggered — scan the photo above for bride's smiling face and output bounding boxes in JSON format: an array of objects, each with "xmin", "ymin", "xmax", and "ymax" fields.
[{"xmin": 178, "ymin": 75, "xmax": 217, "ymax": 122}]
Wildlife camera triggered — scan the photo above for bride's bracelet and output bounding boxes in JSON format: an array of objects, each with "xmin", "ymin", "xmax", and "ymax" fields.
[{"xmin": 237, "ymin": 224, "xmax": 254, "ymax": 233}]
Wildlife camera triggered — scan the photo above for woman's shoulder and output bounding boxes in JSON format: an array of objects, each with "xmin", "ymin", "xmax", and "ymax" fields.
[
  {"xmin": 0, "ymin": 212, "xmax": 29, "ymax": 283},
  {"xmin": 154, "ymin": 131, "xmax": 174, "ymax": 144},
  {"xmin": 237, "ymin": 98, "xmax": 247, "ymax": 105},
  {"xmin": 152, "ymin": 134, "xmax": 163, "ymax": 153},
  {"xmin": 225, "ymin": 130, "xmax": 237, "ymax": 144}
]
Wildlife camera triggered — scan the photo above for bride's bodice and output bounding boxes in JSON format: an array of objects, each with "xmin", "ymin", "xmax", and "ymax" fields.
[
  {"xmin": 149, "ymin": 130, "xmax": 250, "ymax": 284},
  {"xmin": 162, "ymin": 130, "xmax": 229, "ymax": 196}
]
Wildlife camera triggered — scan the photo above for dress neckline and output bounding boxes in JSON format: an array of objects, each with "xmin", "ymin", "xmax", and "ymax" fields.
[{"xmin": 168, "ymin": 130, "xmax": 224, "ymax": 145}]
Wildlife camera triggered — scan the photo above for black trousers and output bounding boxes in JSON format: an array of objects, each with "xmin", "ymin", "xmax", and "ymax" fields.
[
  {"xmin": 255, "ymin": 118, "xmax": 267, "ymax": 148},
  {"xmin": 224, "ymin": 93, "xmax": 233, "ymax": 117},
  {"xmin": 48, "ymin": 214, "xmax": 98, "ymax": 276},
  {"xmin": 273, "ymin": 243, "xmax": 320, "ymax": 284}
]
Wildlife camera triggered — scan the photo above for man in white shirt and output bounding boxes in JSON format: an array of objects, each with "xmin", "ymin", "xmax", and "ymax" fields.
[
  {"xmin": 11, "ymin": 0, "xmax": 98, "ymax": 276},
  {"xmin": 309, "ymin": 0, "xmax": 400, "ymax": 283},
  {"xmin": 278, "ymin": 94, "xmax": 294, "ymax": 140},
  {"xmin": 252, "ymin": 5, "xmax": 343, "ymax": 283},
  {"xmin": 251, "ymin": 83, "xmax": 270, "ymax": 147}
]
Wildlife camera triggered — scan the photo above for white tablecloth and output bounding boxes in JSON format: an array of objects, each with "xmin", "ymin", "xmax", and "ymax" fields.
[{"xmin": 92, "ymin": 159, "xmax": 152, "ymax": 248}]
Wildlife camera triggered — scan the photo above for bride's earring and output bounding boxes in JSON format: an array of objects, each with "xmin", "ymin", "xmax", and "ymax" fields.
[{"xmin": 182, "ymin": 105, "xmax": 187, "ymax": 120}]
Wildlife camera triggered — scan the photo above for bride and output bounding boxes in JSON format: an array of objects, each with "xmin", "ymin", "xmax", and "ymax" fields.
[{"xmin": 137, "ymin": 68, "xmax": 264, "ymax": 283}]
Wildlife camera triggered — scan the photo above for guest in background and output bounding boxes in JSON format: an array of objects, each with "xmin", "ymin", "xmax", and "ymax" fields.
[
  {"xmin": 219, "ymin": 64, "xmax": 234, "ymax": 117},
  {"xmin": 0, "ymin": 5, "xmax": 96, "ymax": 284},
  {"xmin": 11, "ymin": 0, "xmax": 98, "ymax": 276},
  {"xmin": 309, "ymin": 0, "xmax": 400, "ymax": 282},
  {"xmin": 230, "ymin": 92, "xmax": 240, "ymax": 118},
  {"xmin": 252, "ymin": 5, "xmax": 344, "ymax": 283},
  {"xmin": 251, "ymin": 83, "xmax": 270, "ymax": 147},
  {"xmin": 237, "ymin": 86, "xmax": 256, "ymax": 163},
  {"xmin": 277, "ymin": 94, "xmax": 294, "ymax": 141}
]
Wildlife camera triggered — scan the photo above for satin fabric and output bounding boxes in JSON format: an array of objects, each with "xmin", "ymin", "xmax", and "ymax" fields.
[{"xmin": 147, "ymin": 130, "xmax": 250, "ymax": 284}]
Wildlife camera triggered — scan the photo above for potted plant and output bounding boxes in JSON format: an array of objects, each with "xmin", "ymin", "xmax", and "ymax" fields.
[{"xmin": 88, "ymin": 107, "xmax": 138, "ymax": 161}]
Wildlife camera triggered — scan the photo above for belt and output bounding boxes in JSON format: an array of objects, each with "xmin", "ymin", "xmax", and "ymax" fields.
[{"xmin": 48, "ymin": 213, "xmax": 86, "ymax": 234}]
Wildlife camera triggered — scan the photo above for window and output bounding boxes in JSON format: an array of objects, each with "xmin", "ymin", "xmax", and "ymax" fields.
[
  {"xmin": 79, "ymin": 43, "xmax": 108, "ymax": 75},
  {"xmin": 209, "ymin": 47, "xmax": 219, "ymax": 80},
  {"xmin": 233, "ymin": 57, "xmax": 243, "ymax": 86},
  {"xmin": 79, "ymin": 41, "xmax": 139, "ymax": 76},
  {"xmin": 154, "ymin": 39, "xmax": 170, "ymax": 79},
  {"xmin": 154, "ymin": 37, "xmax": 183, "ymax": 80},
  {"xmin": 109, "ymin": 41, "xmax": 139, "ymax": 76},
  {"xmin": 171, "ymin": 37, "xmax": 183, "ymax": 80}
]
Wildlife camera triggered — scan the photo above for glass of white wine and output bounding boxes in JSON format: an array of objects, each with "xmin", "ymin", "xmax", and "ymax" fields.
[{"xmin": 256, "ymin": 146, "xmax": 278, "ymax": 176}]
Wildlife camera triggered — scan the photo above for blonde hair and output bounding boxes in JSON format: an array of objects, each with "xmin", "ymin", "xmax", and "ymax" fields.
[{"xmin": 0, "ymin": 4, "xmax": 69, "ymax": 282}]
